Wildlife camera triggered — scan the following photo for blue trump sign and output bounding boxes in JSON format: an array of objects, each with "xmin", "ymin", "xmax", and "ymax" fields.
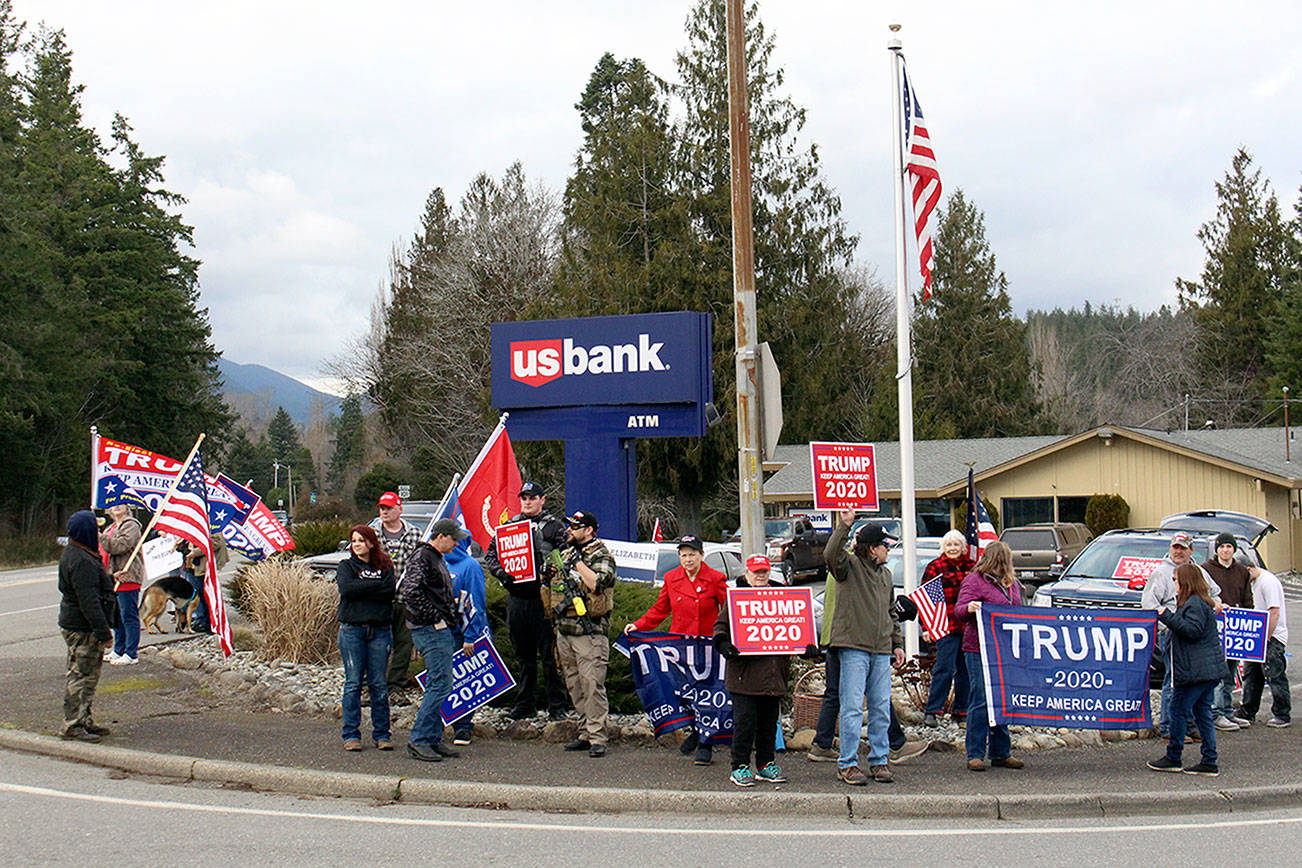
[
  {"xmin": 1218, "ymin": 606, "xmax": 1269, "ymax": 663},
  {"xmin": 615, "ymin": 631, "xmax": 733, "ymax": 744},
  {"xmin": 975, "ymin": 605, "xmax": 1157, "ymax": 730},
  {"xmin": 415, "ymin": 633, "xmax": 516, "ymax": 725}
]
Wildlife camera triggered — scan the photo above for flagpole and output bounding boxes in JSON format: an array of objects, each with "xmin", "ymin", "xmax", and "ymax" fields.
[
  {"xmin": 421, "ymin": 472, "xmax": 463, "ymax": 542},
  {"xmin": 889, "ymin": 26, "xmax": 920, "ymax": 660},
  {"xmin": 117, "ymin": 433, "xmax": 206, "ymax": 589},
  {"xmin": 89, "ymin": 426, "xmax": 99, "ymax": 509}
]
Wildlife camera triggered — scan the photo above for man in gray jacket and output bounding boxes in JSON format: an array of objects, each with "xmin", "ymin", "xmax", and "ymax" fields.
[{"xmin": 1141, "ymin": 532, "xmax": 1220, "ymax": 737}]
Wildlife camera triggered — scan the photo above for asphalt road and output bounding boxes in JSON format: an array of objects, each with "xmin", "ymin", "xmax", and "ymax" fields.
[{"xmin": 3, "ymin": 749, "xmax": 1302, "ymax": 867}]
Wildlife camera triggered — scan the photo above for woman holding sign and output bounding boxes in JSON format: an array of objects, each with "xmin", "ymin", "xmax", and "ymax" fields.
[
  {"xmin": 954, "ymin": 541, "xmax": 1025, "ymax": 772},
  {"xmin": 335, "ymin": 525, "xmax": 397, "ymax": 752}
]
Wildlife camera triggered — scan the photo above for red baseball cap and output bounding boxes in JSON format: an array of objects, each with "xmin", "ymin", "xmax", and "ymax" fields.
[
  {"xmin": 746, "ymin": 554, "xmax": 772, "ymax": 573},
  {"xmin": 377, "ymin": 492, "xmax": 401, "ymax": 508}
]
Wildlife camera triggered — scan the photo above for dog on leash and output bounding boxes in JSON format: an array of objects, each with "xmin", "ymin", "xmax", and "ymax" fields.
[{"xmin": 140, "ymin": 575, "xmax": 200, "ymax": 634}]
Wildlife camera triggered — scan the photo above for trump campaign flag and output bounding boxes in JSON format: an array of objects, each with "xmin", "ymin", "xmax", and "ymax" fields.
[
  {"xmin": 965, "ymin": 468, "xmax": 997, "ymax": 561},
  {"xmin": 151, "ymin": 440, "xmax": 233, "ymax": 656},
  {"xmin": 456, "ymin": 417, "xmax": 522, "ymax": 551}
]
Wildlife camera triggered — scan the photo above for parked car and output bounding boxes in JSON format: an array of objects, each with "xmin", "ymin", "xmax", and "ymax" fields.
[
  {"xmin": 763, "ymin": 516, "xmax": 831, "ymax": 584},
  {"xmin": 999, "ymin": 522, "xmax": 1094, "ymax": 595},
  {"xmin": 295, "ymin": 501, "xmax": 449, "ymax": 579},
  {"xmin": 1158, "ymin": 509, "xmax": 1276, "ymax": 546}
]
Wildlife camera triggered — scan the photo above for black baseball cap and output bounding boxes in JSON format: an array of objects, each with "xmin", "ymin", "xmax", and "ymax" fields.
[
  {"xmin": 430, "ymin": 518, "xmax": 469, "ymax": 540},
  {"xmin": 677, "ymin": 535, "xmax": 704, "ymax": 552},
  {"xmin": 566, "ymin": 510, "xmax": 599, "ymax": 529},
  {"xmin": 856, "ymin": 523, "xmax": 893, "ymax": 547},
  {"xmin": 519, "ymin": 481, "xmax": 545, "ymax": 497}
]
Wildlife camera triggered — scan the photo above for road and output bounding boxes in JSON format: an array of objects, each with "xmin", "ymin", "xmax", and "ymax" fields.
[{"xmin": 2, "ymin": 749, "xmax": 1301, "ymax": 866}]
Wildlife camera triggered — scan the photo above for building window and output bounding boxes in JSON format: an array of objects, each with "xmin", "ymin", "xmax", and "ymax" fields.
[
  {"xmin": 1002, "ymin": 497, "xmax": 1053, "ymax": 528},
  {"xmin": 1057, "ymin": 496, "xmax": 1090, "ymax": 524}
]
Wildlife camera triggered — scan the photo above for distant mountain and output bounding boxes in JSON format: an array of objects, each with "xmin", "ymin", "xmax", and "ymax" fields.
[{"xmin": 217, "ymin": 358, "xmax": 340, "ymax": 427}]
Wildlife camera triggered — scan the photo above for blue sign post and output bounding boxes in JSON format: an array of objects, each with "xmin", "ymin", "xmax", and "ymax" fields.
[{"xmin": 491, "ymin": 312, "xmax": 713, "ymax": 542}]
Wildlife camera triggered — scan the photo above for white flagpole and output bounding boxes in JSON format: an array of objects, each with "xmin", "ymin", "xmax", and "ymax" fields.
[
  {"xmin": 889, "ymin": 27, "xmax": 920, "ymax": 660},
  {"xmin": 421, "ymin": 472, "xmax": 463, "ymax": 543},
  {"xmin": 89, "ymin": 426, "xmax": 99, "ymax": 509}
]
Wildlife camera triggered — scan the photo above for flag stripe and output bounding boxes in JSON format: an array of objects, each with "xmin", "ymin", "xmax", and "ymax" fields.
[
  {"xmin": 908, "ymin": 576, "xmax": 950, "ymax": 638},
  {"xmin": 903, "ymin": 64, "xmax": 942, "ymax": 300}
]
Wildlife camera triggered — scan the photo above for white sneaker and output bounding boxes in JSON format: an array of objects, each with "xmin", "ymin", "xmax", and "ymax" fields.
[
  {"xmin": 1212, "ymin": 715, "xmax": 1240, "ymax": 731},
  {"xmin": 122, "ymin": 656, "xmax": 139, "ymax": 665},
  {"xmin": 109, "ymin": 655, "xmax": 136, "ymax": 666},
  {"xmin": 102, "ymin": 651, "xmax": 119, "ymax": 663},
  {"xmin": 1266, "ymin": 718, "xmax": 1292, "ymax": 728}
]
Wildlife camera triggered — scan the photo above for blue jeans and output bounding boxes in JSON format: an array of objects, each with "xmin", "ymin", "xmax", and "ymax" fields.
[
  {"xmin": 1165, "ymin": 679, "xmax": 1218, "ymax": 766},
  {"xmin": 410, "ymin": 625, "xmax": 455, "ymax": 747},
  {"xmin": 965, "ymin": 651, "xmax": 1011, "ymax": 761},
  {"xmin": 338, "ymin": 624, "xmax": 393, "ymax": 743},
  {"xmin": 113, "ymin": 589, "xmax": 140, "ymax": 658},
  {"xmin": 925, "ymin": 632, "xmax": 969, "ymax": 715},
  {"xmin": 1158, "ymin": 630, "xmax": 1174, "ymax": 735},
  {"xmin": 836, "ymin": 649, "xmax": 892, "ymax": 768},
  {"xmin": 1240, "ymin": 637, "xmax": 1291, "ymax": 722},
  {"xmin": 1212, "ymin": 660, "xmax": 1237, "ymax": 719}
]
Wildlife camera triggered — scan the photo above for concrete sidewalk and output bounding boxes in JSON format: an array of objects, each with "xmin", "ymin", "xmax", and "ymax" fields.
[{"xmin": 3, "ymin": 651, "xmax": 1299, "ymax": 818}]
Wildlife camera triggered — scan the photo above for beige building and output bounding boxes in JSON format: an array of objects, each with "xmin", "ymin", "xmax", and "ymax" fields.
[{"xmin": 763, "ymin": 425, "xmax": 1302, "ymax": 574}]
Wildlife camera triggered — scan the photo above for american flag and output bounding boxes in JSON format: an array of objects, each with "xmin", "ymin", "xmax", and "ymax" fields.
[
  {"xmin": 909, "ymin": 576, "xmax": 950, "ymax": 638},
  {"xmin": 965, "ymin": 467, "xmax": 998, "ymax": 561},
  {"xmin": 154, "ymin": 449, "xmax": 233, "ymax": 656},
  {"xmin": 651, "ymin": 517, "xmax": 663, "ymax": 543},
  {"xmin": 903, "ymin": 63, "xmax": 942, "ymax": 300}
]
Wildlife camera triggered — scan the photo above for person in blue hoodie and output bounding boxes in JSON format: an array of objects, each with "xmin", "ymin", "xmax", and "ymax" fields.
[{"xmin": 446, "ymin": 538, "xmax": 489, "ymax": 746}]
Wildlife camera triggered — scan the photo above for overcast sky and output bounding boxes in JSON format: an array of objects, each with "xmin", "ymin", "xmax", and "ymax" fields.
[{"xmin": 22, "ymin": 0, "xmax": 1302, "ymax": 390}]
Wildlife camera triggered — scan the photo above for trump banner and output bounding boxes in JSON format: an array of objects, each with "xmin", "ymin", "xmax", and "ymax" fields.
[
  {"xmin": 615, "ymin": 631, "xmax": 733, "ymax": 744},
  {"xmin": 1219, "ymin": 607, "xmax": 1269, "ymax": 663},
  {"xmin": 415, "ymin": 633, "xmax": 516, "ymax": 725},
  {"xmin": 493, "ymin": 520, "xmax": 536, "ymax": 584},
  {"xmin": 975, "ymin": 605, "xmax": 1157, "ymax": 730},
  {"xmin": 726, "ymin": 586, "xmax": 816, "ymax": 655}
]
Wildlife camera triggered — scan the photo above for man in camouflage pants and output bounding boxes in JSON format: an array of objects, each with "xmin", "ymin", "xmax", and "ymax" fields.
[{"xmin": 58, "ymin": 510, "xmax": 117, "ymax": 742}]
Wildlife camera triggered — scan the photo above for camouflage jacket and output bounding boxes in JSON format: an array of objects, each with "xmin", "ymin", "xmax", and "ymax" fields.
[{"xmin": 552, "ymin": 537, "xmax": 617, "ymax": 637}]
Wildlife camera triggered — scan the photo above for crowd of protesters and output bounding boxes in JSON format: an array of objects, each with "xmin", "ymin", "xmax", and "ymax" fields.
[{"xmin": 58, "ymin": 489, "xmax": 1291, "ymax": 787}]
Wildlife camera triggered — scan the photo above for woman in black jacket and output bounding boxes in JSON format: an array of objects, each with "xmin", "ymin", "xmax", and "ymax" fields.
[
  {"xmin": 1148, "ymin": 564, "xmax": 1225, "ymax": 776},
  {"xmin": 336, "ymin": 524, "xmax": 397, "ymax": 752}
]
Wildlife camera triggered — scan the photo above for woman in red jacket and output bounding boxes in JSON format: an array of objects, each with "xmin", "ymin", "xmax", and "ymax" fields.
[{"xmin": 625, "ymin": 535, "xmax": 727, "ymax": 765}]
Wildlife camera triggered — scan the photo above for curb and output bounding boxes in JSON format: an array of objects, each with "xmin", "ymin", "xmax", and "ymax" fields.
[{"xmin": 3, "ymin": 728, "xmax": 1300, "ymax": 819}]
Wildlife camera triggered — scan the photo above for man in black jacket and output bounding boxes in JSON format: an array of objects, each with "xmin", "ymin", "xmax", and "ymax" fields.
[
  {"xmin": 484, "ymin": 481, "xmax": 569, "ymax": 720},
  {"xmin": 57, "ymin": 510, "xmax": 117, "ymax": 743},
  {"xmin": 400, "ymin": 519, "xmax": 470, "ymax": 762}
]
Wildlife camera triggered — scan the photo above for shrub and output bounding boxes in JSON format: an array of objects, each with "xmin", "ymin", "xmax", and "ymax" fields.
[
  {"xmin": 0, "ymin": 535, "xmax": 62, "ymax": 569},
  {"xmin": 293, "ymin": 497, "xmax": 360, "ymax": 524},
  {"xmin": 354, "ymin": 463, "xmax": 404, "ymax": 512},
  {"xmin": 290, "ymin": 519, "xmax": 353, "ymax": 557},
  {"xmin": 1085, "ymin": 494, "xmax": 1130, "ymax": 535},
  {"xmin": 239, "ymin": 559, "xmax": 338, "ymax": 664}
]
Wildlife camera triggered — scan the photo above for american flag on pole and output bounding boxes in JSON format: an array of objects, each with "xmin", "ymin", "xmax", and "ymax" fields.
[
  {"xmin": 651, "ymin": 517, "xmax": 663, "ymax": 543},
  {"xmin": 154, "ymin": 449, "xmax": 233, "ymax": 656},
  {"xmin": 908, "ymin": 576, "xmax": 950, "ymax": 638},
  {"xmin": 903, "ymin": 63, "xmax": 942, "ymax": 300},
  {"xmin": 965, "ymin": 467, "xmax": 998, "ymax": 562}
]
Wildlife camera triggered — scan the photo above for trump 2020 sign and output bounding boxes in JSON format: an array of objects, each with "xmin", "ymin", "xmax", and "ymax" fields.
[{"xmin": 975, "ymin": 605, "xmax": 1157, "ymax": 730}]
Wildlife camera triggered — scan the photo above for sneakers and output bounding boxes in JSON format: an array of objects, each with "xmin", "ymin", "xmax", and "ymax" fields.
[
  {"xmin": 109, "ymin": 654, "xmax": 137, "ymax": 665},
  {"xmin": 102, "ymin": 650, "xmax": 120, "ymax": 663},
  {"xmin": 870, "ymin": 764, "xmax": 894, "ymax": 783},
  {"xmin": 452, "ymin": 732, "xmax": 473, "ymax": 746},
  {"xmin": 755, "ymin": 762, "xmax": 786, "ymax": 783},
  {"xmin": 1147, "ymin": 756, "xmax": 1182, "ymax": 772},
  {"xmin": 967, "ymin": 758, "xmax": 986, "ymax": 772},
  {"xmin": 1183, "ymin": 762, "xmax": 1219, "ymax": 776},
  {"xmin": 889, "ymin": 738, "xmax": 931, "ymax": 764},
  {"xmin": 589, "ymin": 744, "xmax": 607, "ymax": 758},
  {"xmin": 1230, "ymin": 714, "xmax": 1252, "ymax": 727},
  {"xmin": 375, "ymin": 740, "xmax": 393, "ymax": 751},
  {"xmin": 805, "ymin": 744, "xmax": 839, "ymax": 762},
  {"xmin": 731, "ymin": 766, "xmax": 756, "ymax": 787},
  {"xmin": 991, "ymin": 755, "xmax": 1025, "ymax": 769},
  {"xmin": 837, "ymin": 765, "xmax": 869, "ymax": 786},
  {"xmin": 1267, "ymin": 718, "xmax": 1292, "ymax": 728},
  {"xmin": 923, "ymin": 713, "xmax": 939, "ymax": 728},
  {"xmin": 1213, "ymin": 715, "xmax": 1240, "ymax": 731},
  {"xmin": 693, "ymin": 746, "xmax": 713, "ymax": 766},
  {"xmin": 343, "ymin": 740, "xmax": 363, "ymax": 752}
]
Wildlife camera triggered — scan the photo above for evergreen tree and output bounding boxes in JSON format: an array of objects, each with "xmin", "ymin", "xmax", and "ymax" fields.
[
  {"xmin": 267, "ymin": 407, "xmax": 300, "ymax": 462},
  {"xmin": 1264, "ymin": 186, "xmax": 1302, "ymax": 400},
  {"xmin": 1177, "ymin": 148, "xmax": 1287, "ymax": 412},
  {"xmin": 909, "ymin": 189, "xmax": 1042, "ymax": 437},
  {"xmin": 326, "ymin": 394, "xmax": 365, "ymax": 494}
]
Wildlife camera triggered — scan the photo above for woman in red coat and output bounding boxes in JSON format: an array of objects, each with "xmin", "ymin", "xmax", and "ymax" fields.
[{"xmin": 625, "ymin": 535, "xmax": 727, "ymax": 765}]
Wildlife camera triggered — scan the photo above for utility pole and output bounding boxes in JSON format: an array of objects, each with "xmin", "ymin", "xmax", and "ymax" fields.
[{"xmin": 725, "ymin": 0, "xmax": 764, "ymax": 559}]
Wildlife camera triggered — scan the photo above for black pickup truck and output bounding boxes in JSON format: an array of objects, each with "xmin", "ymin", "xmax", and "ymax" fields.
[{"xmin": 763, "ymin": 516, "xmax": 831, "ymax": 584}]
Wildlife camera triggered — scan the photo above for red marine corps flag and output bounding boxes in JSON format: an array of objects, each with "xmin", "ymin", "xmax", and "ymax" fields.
[{"xmin": 456, "ymin": 416, "xmax": 523, "ymax": 551}]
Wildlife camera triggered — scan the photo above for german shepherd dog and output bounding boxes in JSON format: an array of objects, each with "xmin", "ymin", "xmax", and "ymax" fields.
[{"xmin": 140, "ymin": 575, "xmax": 200, "ymax": 634}]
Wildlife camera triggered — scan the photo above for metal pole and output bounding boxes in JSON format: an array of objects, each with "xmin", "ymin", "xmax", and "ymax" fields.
[
  {"xmin": 890, "ymin": 27, "xmax": 920, "ymax": 659},
  {"xmin": 1284, "ymin": 386, "xmax": 1291, "ymax": 463},
  {"xmin": 725, "ymin": 0, "xmax": 764, "ymax": 559}
]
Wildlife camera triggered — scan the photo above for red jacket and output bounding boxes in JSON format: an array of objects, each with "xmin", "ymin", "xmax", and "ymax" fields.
[{"xmin": 632, "ymin": 563, "xmax": 728, "ymax": 636}]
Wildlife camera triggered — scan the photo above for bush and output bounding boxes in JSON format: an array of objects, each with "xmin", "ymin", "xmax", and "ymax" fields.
[
  {"xmin": 0, "ymin": 534, "xmax": 62, "ymax": 568},
  {"xmin": 293, "ymin": 497, "xmax": 360, "ymax": 524},
  {"xmin": 239, "ymin": 559, "xmax": 338, "ymax": 664},
  {"xmin": 1085, "ymin": 494, "xmax": 1130, "ymax": 535},
  {"xmin": 354, "ymin": 463, "xmax": 405, "ymax": 512},
  {"xmin": 290, "ymin": 519, "xmax": 353, "ymax": 557}
]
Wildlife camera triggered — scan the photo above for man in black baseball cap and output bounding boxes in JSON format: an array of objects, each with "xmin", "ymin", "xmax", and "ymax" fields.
[{"xmin": 484, "ymin": 481, "xmax": 569, "ymax": 720}]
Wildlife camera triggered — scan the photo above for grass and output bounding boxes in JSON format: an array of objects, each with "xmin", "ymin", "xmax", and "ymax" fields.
[
  {"xmin": 0, "ymin": 536, "xmax": 62, "ymax": 569},
  {"xmin": 98, "ymin": 676, "xmax": 168, "ymax": 694}
]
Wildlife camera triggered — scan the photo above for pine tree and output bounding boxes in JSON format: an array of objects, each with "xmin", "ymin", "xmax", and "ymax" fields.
[
  {"xmin": 909, "ymin": 189, "xmax": 1042, "ymax": 437},
  {"xmin": 267, "ymin": 407, "xmax": 300, "ymax": 462},
  {"xmin": 326, "ymin": 394, "xmax": 365, "ymax": 495},
  {"xmin": 1265, "ymin": 186, "xmax": 1302, "ymax": 399},
  {"xmin": 1177, "ymin": 148, "xmax": 1287, "ymax": 412}
]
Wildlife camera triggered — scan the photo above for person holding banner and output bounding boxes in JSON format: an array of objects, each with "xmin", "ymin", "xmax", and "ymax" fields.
[
  {"xmin": 954, "ymin": 541, "xmax": 1026, "ymax": 772},
  {"xmin": 335, "ymin": 525, "xmax": 397, "ymax": 752},
  {"xmin": 1147, "ymin": 564, "xmax": 1226, "ymax": 775},
  {"xmin": 1239, "ymin": 566, "xmax": 1291, "ymax": 728},
  {"xmin": 920, "ymin": 530, "xmax": 974, "ymax": 727},
  {"xmin": 1202, "ymin": 533, "xmax": 1253, "ymax": 730},
  {"xmin": 625, "ymin": 534, "xmax": 728, "ymax": 766},
  {"xmin": 551, "ymin": 511, "xmax": 617, "ymax": 758},
  {"xmin": 824, "ymin": 510, "xmax": 904, "ymax": 786},
  {"xmin": 100, "ymin": 504, "xmax": 145, "ymax": 665},
  {"xmin": 714, "ymin": 554, "xmax": 818, "ymax": 787},
  {"xmin": 486, "ymin": 482, "xmax": 570, "ymax": 721}
]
